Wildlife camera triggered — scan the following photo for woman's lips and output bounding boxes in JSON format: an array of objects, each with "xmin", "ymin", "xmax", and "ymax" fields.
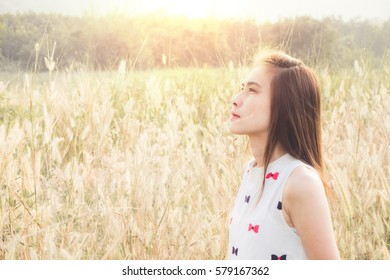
[{"xmin": 230, "ymin": 112, "xmax": 240, "ymax": 120}]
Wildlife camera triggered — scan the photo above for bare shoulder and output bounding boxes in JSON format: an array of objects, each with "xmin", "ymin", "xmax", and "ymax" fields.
[
  {"xmin": 282, "ymin": 165, "xmax": 329, "ymax": 228},
  {"xmin": 283, "ymin": 165, "xmax": 340, "ymax": 259},
  {"xmin": 284, "ymin": 165, "xmax": 326, "ymax": 203}
]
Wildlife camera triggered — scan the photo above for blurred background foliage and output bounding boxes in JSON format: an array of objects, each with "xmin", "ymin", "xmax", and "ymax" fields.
[{"xmin": 0, "ymin": 12, "xmax": 389, "ymax": 71}]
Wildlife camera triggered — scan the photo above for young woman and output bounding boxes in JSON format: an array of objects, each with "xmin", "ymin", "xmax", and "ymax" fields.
[{"xmin": 228, "ymin": 50, "xmax": 340, "ymax": 260}]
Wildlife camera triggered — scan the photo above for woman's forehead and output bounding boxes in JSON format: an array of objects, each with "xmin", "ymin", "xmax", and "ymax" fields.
[{"xmin": 245, "ymin": 65, "xmax": 273, "ymax": 86}]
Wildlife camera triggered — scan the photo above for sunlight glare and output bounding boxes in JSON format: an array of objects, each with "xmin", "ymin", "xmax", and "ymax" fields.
[
  {"xmin": 92, "ymin": 0, "xmax": 216, "ymax": 18},
  {"xmin": 89, "ymin": 0, "xmax": 389, "ymax": 22}
]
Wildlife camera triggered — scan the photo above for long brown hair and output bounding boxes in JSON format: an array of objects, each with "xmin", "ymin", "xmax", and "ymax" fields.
[{"xmin": 254, "ymin": 50, "xmax": 330, "ymax": 196}]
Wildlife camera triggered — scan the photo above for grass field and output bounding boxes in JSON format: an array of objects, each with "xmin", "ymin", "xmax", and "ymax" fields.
[{"xmin": 0, "ymin": 62, "xmax": 389, "ymax": 259}]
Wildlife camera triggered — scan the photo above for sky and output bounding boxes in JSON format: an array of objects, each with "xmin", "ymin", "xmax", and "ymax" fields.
[{"xmin": 0, "ymin": 0, "xmax": 389, "ymax": 22}]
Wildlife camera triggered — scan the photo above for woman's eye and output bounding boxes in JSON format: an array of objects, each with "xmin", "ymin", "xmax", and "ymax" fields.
[{"xmin": 249, "ymin": 88, "xmax": 256, "ymax": 93}]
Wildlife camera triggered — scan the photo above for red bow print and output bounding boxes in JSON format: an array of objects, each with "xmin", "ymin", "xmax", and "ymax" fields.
[
  {"xmin": 248, "ymin": 223, "xmax": 259, "ymax": 233},
  {"xmin": 266, "ymin": 172, "xmax": 279, "ymax": 180}
]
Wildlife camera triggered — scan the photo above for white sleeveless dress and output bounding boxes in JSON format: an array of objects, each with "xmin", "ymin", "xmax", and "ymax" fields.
[{"xmin": 228, "ymin": 153, "xmax": 316, "ymax": 260}]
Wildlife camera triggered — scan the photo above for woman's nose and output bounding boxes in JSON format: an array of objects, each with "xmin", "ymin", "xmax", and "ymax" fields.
[{"xmin": 232, "ymin": 93, "xmax": 242, "ymax": 107}]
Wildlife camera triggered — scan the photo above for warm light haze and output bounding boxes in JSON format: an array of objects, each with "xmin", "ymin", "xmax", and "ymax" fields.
[
  {"xmin": 0, "ymin": 0, "xmax": 389, "ymax": 262},
  {"xmin": 0, "ymin": 0, "xmax": 389, "ymax": 22}
]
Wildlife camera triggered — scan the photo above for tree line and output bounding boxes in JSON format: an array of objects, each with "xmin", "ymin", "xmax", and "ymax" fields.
[{"xmin": 0, "ymin": 12, "xmax": 389, "ymax": 71}]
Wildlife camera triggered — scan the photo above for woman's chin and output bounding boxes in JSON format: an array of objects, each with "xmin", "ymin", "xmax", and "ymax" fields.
[{"xmin": 228, "ymin": 123, "xmax": 245, "ymax": 135}]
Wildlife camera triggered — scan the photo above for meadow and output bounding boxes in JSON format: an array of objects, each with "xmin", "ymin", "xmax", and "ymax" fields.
[{"xmin": 0, "ymin": 60, "xmax": 389, "ymax": 259}]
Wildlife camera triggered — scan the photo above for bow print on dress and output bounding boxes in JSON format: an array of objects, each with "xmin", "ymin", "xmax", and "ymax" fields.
[
  {"xmin": 232, "ymin": 247, "xmax": 238, "ymax": 256},
  {"xmin": 248, "ymin": 223, "xmax": 259, "ymax": 233},
  {"xmin": 244, "ymin": 195, "xmax": 251, "ymax": 203},
  {"xmin": 277, "ymin": 201, "xmax": 282, "ymax": 210},
  {"xmin": 271, "ymin": 254, "xmax": 287, "ymax": 260},
  {"xmin": 266, "ymin": 172, "xmax": 279, "ymax": 180}
]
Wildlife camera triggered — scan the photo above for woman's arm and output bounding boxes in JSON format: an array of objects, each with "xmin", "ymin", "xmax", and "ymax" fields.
[{"xmin": 283, "ymin": 166, "xmax": 340, "ymax": 260}]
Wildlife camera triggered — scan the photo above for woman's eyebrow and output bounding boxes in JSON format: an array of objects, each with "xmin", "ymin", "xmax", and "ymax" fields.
[{"xmin": 242, "ymin": 81, "xmax": 262, "ymax": 88}]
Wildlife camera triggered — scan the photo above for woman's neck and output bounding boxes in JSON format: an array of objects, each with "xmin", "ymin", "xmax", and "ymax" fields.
[{"xmin": 249, "ymin": 136, "xmax": 286, "ymax": 168}]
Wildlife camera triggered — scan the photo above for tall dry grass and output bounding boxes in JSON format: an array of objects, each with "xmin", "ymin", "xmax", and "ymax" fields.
[
  {"xmin": 321, "ymin": 61, "xmax": 390, "ymax": 259},
  {"xmin": 0, "ymin": 61, "xmax": 389, "ymax": 259}
]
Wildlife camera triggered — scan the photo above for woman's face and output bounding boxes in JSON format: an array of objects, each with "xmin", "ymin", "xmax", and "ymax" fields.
[{"xmin": 229, "ymin": 65, "xmax": 273, "ymax": 137}]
